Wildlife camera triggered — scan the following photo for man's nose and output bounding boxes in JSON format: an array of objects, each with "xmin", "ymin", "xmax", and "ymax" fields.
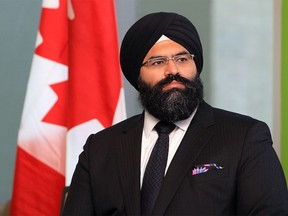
[{"xmin": 164, "ymin": 59, "xmax": 179, "ymax": 76}]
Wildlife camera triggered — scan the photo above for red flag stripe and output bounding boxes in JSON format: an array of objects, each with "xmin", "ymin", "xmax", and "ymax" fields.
[{"xmin": 11, "ymin": 147, "xmax": 65, "ymax": 216}]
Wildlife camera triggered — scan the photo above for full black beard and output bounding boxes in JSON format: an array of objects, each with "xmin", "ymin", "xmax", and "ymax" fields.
[{"xmin": 138, "ymin": 73, "xmax": 204, "ymax": 122}]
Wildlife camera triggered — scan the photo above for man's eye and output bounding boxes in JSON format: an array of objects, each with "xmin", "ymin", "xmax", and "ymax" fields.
[
  {"xmin": 176, "ymin": 56, "xmax": 188, "ymax": 62},
  {"xmin": 150, "ymin": 59, "xmax": 165, "ymax": 66}
]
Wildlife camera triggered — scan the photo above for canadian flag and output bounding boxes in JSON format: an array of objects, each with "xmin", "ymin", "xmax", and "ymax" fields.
[{"xmin": 11, "ymin": 0, "xmax": 126, "ymax": 215}]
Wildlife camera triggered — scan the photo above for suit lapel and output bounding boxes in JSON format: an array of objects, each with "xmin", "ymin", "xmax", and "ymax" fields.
[
  {"xmin": 116, "ymin": 114, "xmax": 144, "ymax": 215},
  {"xmin": 153, "ymin": 102, "xmax": 215, "ymax": 215}
]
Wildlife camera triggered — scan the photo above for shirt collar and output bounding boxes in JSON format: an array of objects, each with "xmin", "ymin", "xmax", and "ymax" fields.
[{"xmin": 143, "ymin": 107, "xmax": 198, "ymax": 138}]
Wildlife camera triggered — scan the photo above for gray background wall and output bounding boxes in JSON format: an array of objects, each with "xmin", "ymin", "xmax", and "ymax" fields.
[
  {"xmin": 0, "ymin": 0, "xmax": 42, "ymax": 204},
  {"xmin": 0, "ymin": 0, "xmax": 276, "ymax": 206}
]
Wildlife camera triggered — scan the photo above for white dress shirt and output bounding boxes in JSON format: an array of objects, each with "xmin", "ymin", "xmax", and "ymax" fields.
[{"xmin": 140, "ymin": 108, "xmax": 197, "ymax": 187}]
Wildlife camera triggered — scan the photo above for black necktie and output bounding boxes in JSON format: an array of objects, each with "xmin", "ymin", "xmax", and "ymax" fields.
[{"xmin": 141, "ymin": 121, "xmax": 176, "ymax": 215}]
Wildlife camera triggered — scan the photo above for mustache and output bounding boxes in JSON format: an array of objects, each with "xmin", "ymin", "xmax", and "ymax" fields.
[{"xmin": 157, "ymin": 73, "xmax": 196, "ymax": 92}]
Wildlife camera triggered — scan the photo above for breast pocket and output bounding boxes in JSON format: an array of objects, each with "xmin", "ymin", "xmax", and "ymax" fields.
[{"xmin": 191, "ymin": 168, "xmax": 229, "ymax": 183}]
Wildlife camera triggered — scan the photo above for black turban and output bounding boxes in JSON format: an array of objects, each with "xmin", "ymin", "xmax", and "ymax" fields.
[{"xmin": 120, "ymin": 12, "xmax": 203, "ymax": 90}]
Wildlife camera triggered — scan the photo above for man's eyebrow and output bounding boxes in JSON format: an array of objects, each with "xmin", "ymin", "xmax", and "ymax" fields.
[
  {"xmin": 175, "ymin": 51, "xmax": 190, "ymax": 56},
  {"xmin": 147, "ymin": 51, "xmax": 189, "ymax": 60},
  {"xmin": 147, "ymin": 55, "xmax": 164, "ymax": 60}
]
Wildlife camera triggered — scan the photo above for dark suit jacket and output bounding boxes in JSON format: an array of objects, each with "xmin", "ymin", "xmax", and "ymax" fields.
[{"xmin": 63, "ymin": 101, "xmax": 288, "ymax": 215}]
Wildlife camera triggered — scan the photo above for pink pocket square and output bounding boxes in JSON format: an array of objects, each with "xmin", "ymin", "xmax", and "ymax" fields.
[{"xmin": 192, "ymin": 163, "xmax": 224, "ymax": 176}]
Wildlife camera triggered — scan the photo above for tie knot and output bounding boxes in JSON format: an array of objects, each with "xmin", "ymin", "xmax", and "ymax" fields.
[{"xmin": 154, "ymin": 121, "xmax": 175, "ymax": 135}]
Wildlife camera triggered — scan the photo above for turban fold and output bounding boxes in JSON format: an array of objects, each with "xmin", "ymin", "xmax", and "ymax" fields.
[{"xmin": 120, "ymin": 12, "xmax": 203, "ymax": 90}]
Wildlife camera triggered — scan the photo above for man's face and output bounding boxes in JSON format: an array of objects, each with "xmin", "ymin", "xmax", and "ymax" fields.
[
  {"xmin": 138, "ymin": 39, "xmax": 203, "ymax": 122},
  {"xmin": 139, "ymin": 39, "xmax": 197, "ymax": 89}
]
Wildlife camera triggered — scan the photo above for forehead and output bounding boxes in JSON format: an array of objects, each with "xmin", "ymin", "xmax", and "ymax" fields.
[{"xmin": 144, "ymin": 40, "xmax": 189, "ymax": 59}]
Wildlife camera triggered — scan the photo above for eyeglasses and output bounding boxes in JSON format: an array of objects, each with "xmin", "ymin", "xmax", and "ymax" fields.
[{"xmin": 141, "ymin": 53, "xmax": 195, "ymax": 69}]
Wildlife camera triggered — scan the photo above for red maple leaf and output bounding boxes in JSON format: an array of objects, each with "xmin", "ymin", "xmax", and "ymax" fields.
[
  {"xmin": 42, "ymin": 81, "xmax": 68, "ymax": 127},
  {"xmin": 35, "ymin": 0, "xmax": 68, "ymax": 66}
]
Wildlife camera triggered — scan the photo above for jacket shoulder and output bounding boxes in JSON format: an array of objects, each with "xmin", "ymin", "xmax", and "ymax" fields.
[
  {"xmin": 86, "ymin": 114, "xmax": 143, "ymax": 144},
  {"xmin": 213, "ymin": 106, "xmax": 264, "ymax": 126}
]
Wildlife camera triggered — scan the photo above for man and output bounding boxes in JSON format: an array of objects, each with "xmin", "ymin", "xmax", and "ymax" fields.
[{"xmin": 63, "ymin": 12, "xmax": 288, "ymax": 215}]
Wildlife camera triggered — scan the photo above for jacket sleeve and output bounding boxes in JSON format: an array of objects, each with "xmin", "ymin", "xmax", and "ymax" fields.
[{"xmin": 236, "ymin": 121, "xmax": 288, "ymax": 215}]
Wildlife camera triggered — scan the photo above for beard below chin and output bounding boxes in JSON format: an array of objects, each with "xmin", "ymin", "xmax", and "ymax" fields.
[{"xmin": 138, "ymin": 74, "xmax": 204, "ymax": 122}]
